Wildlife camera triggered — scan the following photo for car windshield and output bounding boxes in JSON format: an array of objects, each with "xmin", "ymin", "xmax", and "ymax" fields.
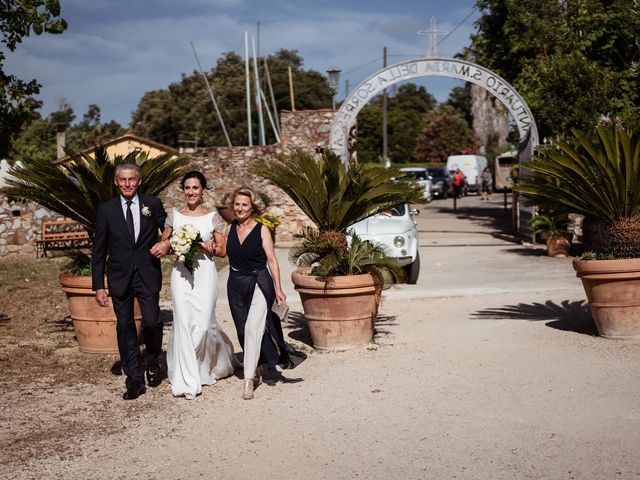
[
  {"xmin": 382, "ymin": 204, "xmax": 406, "ymax": 217},
  {"xmin": 403, "ymin": 170, "xmax": 427, "ymax": 180},
  {"xmin": 427, "ymin": 167, "xmax": 447, "ymax": 177}
]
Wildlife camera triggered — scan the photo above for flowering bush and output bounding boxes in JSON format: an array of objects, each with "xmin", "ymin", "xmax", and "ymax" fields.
[
  {"xmin": 170, "ymin": 224, "xmax": 203, "ymax": 273},
  {"xmin": 255, "ymin": 212, "xmax": 280, "ymax": 231}
]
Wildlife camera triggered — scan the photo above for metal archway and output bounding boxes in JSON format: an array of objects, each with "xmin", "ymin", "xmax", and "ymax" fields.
[{"xmin": 329, "ymin": 57, "xmax": 538, "ymax": 163}]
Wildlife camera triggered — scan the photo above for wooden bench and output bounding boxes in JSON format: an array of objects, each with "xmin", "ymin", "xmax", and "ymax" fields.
[{"xmin": 35, "ymin": 220, "xmax": 91, "ymax": 257}]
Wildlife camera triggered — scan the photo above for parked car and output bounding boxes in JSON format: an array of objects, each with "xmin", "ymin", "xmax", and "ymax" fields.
[
  {"xmin": 349, "ymin": 203, "xmax": 421, "ymax": 284},
  {"xmin": 399, "ymin": 167, "xmax": 433, "ymax": 203},
  {"xmin": 426, "ymin": 166, "xmax": 453, "ymax": 199}
]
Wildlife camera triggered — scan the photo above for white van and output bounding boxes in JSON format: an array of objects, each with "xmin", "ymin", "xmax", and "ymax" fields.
[{"xmin": 446, "ymin": 154, "xmax": 488, "ymax": 193}]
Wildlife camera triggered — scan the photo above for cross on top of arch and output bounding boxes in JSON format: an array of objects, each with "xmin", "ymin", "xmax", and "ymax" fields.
[{"xmin": 417, "ymin": 17, "xmax": 447, "ymax": 58}]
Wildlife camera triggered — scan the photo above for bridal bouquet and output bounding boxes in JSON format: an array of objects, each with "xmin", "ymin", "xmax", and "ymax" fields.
[{"xmin": 170, "ymin": 224, "xmax": 203, "ymax": 274}]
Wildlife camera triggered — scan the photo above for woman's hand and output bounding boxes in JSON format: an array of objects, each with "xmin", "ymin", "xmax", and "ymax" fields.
[
  {"xmin": 275, "ymin": 288, "xmax": 287, "ymax": 305},
  {"xmin": 200, "ymin": 240, "xmax": 216, "ymax": 255}
]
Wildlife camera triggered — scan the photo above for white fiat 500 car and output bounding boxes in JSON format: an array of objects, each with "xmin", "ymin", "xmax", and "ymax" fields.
[{"xmin": 349, "ymin": 203, "xmax": 421, "ymax": 284}]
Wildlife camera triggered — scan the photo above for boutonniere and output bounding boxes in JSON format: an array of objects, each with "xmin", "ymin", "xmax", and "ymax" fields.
[{"xmin": 141, "ymin": 205, "xmax": 151, "ymax": 217}]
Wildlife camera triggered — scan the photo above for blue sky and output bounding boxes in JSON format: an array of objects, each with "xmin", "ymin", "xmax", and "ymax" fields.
[{"xmin": 5, "ymin": 0, "xmax": 480, "ymax": 127}]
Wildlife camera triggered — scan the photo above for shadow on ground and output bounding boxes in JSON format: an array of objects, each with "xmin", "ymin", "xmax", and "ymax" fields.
[
  {"xmin": 502, "ymin": 246, "xmax": 548, "ymax": 257},
  {"xmin": 285, "ymin": 310, "xmax": 399, "ymax": 347},
  {"xmin": 430, "ymin": 196, "xmax": 514, "ymax": 233},
  {"xmin": 46, "ymin": 315, "xmax": 75, "ymax": 333},
  {"xmin": 472, "ymin": 299, "xmax": 597, "ymax": 336},
  {"xmin": 285, "ymin": 311, "xmax": 312, "ymax": 347}
]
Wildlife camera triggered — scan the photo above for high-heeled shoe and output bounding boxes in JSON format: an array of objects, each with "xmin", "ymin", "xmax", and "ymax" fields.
[{"xmin": 241, "ymin": 379, "xmax": 254, "ymax": 400}]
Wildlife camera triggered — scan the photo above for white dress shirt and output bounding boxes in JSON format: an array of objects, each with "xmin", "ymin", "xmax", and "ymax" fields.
[{"xmin": 120, "ymin": 194, "xmax": 141, "ymax": 241}]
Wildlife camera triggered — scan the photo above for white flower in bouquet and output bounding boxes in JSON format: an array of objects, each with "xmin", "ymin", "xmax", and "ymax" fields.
[{"xmin": 170, "ymin": 224, "xmax": 203, "ymax": 273}]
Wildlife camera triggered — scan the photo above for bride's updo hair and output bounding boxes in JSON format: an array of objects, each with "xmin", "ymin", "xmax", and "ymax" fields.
[
  {"xmin": 230, "ymin": 186, "xmax": 265, "ymax": 216},
  {"xmin": 180, "ymin": 171, "xmax": 211, "ymax": 190}
]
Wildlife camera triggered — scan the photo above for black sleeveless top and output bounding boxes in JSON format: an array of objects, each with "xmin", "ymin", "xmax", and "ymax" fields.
[{"xmin": 227, "ymin": 220, "xmax": 267, "ymax": 273}]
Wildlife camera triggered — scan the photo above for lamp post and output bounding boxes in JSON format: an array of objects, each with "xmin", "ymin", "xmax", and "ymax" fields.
[{"xmin": 326, "ymin": 67, "xmax": 341, "ymax": 110}]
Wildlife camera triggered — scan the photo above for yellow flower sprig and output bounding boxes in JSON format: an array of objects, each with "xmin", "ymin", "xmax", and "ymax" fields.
[{"xmin": 255, "ymin": 213, "xmax": 280, "ymax": 231}]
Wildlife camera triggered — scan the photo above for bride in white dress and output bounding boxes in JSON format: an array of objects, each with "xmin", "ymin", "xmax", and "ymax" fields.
[{"xmin": 161, "ymin": 172, "xmax": 236, "ymax": 400}]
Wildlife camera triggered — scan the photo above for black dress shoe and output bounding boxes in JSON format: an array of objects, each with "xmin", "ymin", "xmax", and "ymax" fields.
[
  {"xmin": 146, "ymin": 368, "xmax": 161, "ymax": 387},
  {"xmin": 123, "ymin": 381, "xmax": 146, "ymax": 400}
]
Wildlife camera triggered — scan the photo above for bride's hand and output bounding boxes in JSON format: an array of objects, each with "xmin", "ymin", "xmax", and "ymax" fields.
[{"xmin": 200, "ymin": 240, "xmax": 216, "ymax": 255}]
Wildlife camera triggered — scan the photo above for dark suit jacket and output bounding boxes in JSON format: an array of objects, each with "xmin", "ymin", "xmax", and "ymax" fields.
[{"xmin": 91, "ymin": 193, "xmax": 167, "ymax": 297}]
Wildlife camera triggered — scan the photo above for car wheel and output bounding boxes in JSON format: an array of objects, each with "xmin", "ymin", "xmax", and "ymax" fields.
[
  {"xmin": 442, "ymin": 189, "xmax": 448, "ymax": 199},
  {"xmin": 404, "ymin": 251, "xmax": 420, "ymax": 284}
]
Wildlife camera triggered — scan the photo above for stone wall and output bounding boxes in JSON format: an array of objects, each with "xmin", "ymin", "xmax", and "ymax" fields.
[
  {"xmin": 164, "ymin": 110, "xmax": 337, "ymax": 243},
  {"xmin": 0, "ymin": 110, "xmax": 335, "ymax": 258},
  {"xmin": 162, "ymin": 144, "xmax": 308, "ymax": 243},
  {"xmin": 0, "ymin": 197, "xmax": 50, "ymax": 257}
]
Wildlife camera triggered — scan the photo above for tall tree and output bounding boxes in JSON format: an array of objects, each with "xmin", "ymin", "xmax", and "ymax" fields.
[
  {"xmin": 446, "ymin": 85, "xmax": 473, "ymax": 126},
  {"xmin": 416, "ymin": 106, "xmax": 477, "ymax": 163},
  {"xmin": 356, "ymin": 83, "xmax": 436, "ymax": 163},
  {"xmin": 473, "ymin": 0, "xmax": 640, "ymax": 139},
  {"xmin": 0, "ymin": 0, "xmax": 67, "ymax": 156},
  {"xmin": 10, "ymin": 104, "xmax": 125, "ymax": 163},
  {"xmin": 130, "ymin": 49, "xmax": 333, "ymax": 148}
]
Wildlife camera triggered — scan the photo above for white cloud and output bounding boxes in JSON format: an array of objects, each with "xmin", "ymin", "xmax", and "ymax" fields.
[{"xmin": 6, "ymin": 0, "xmax": 479, "ymax": 125}]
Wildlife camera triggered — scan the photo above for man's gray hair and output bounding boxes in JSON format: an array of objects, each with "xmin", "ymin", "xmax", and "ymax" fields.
[{"xmin": 115, "ymin": 162, "xmax": 141, "ymax": 177}]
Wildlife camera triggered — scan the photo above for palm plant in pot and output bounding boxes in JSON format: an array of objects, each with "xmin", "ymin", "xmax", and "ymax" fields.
[
  {"xmin": 529, "ymin": 212, "xmax": 572, "ymax": 257},
  {"xmin": 517, "ymin": 122, "xmax": 640, "ymax": 339},
  {"xmin": 3, "ymin": 146, "xmax": 191, "ymax": 352},
  {"xmin": 250, "ymin": 149, "xmax": 423, "ymax": 350}
]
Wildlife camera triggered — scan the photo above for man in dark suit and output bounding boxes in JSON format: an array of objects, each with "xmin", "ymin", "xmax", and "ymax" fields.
[{"xmin": 92, "ymin": 163, "xmax": 171, "ymax": 400}]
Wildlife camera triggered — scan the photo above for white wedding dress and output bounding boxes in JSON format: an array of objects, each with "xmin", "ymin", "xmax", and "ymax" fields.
[{"xmin": 166, "ymin": 209, "xmax": 236, "ymax": 398}]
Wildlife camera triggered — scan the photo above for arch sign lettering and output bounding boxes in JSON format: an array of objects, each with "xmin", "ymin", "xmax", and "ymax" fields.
[{"xmin": 329, "ymin": 57, "xmax": 539, "ymax": 162}]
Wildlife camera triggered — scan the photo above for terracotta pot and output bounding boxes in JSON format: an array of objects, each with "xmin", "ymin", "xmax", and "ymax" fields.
[
  {"xmin": 291, "ymin": 267, "xmax": 378, "ymax": 350},
  {"xmin": 546, "ymin": 233, "xmax": 572, "ymax": 257},
  {"xmin": 59, "ymin": 273, "xmax": 142, "ymax": 353},
  {"xmin": 573, "ymin": 258, "xmax": 640, "ymax": 339}
]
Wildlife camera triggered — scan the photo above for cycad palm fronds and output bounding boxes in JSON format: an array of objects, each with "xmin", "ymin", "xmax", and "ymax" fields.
[
  {"xmin": 288, "ymin": 227, "xmax": 348, "ymax": 269},
  {"xmin": 517, "ymin": 124, "xmax": 640, "ymax": 223},
  {"xmin": 250, "ymin": 149, "xmax": 424, "ymax": 232},
  {"xmin": 529, "ymin": 213, "xmax": 570, "ymax": 239},
  {"xmin": 289, "ymin": 228, "xmax": 403, "ymax": 288},
  {"xmin": 345, "ymin": 234, "xmax": 404, "ymax": 288},
  {"xmin": 4, "ymin": 146, "xmax": 191, "ymax": 236}
]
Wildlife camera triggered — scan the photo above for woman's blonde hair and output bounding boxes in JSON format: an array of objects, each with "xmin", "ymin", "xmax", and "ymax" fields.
[{"xmin": 229, "ymin": 186, "xmax": 265, "ymax": 216}]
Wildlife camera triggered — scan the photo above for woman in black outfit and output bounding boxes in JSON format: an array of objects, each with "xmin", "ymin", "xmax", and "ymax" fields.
[{"xmin": 226, "ymin": 186, "xmax": 292, "ymax": 400}]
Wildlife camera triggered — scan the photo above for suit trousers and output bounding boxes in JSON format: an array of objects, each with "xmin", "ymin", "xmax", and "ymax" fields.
[{"xmin": 112, "ymin": 269, "xmax": 162, "ymax": 384}]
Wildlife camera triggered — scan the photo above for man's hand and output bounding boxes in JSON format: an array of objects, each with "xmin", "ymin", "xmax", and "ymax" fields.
[
  {"xmin": 95, "ymin": 289, "xmax": 109, "ymax": 307},
  {"xmin": 150, "ymin": 239, "xmax": 170, "ymax": 259}
]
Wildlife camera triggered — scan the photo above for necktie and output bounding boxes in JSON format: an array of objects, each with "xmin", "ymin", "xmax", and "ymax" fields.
[{"xmin": 126, "ymin": 200, "xmax": 135, "ymax": 242}]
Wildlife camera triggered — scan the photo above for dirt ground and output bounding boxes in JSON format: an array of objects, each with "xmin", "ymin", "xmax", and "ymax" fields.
[{"xmin": 2, "ymin": 197, "xmax": 640, "ymax": 479}]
